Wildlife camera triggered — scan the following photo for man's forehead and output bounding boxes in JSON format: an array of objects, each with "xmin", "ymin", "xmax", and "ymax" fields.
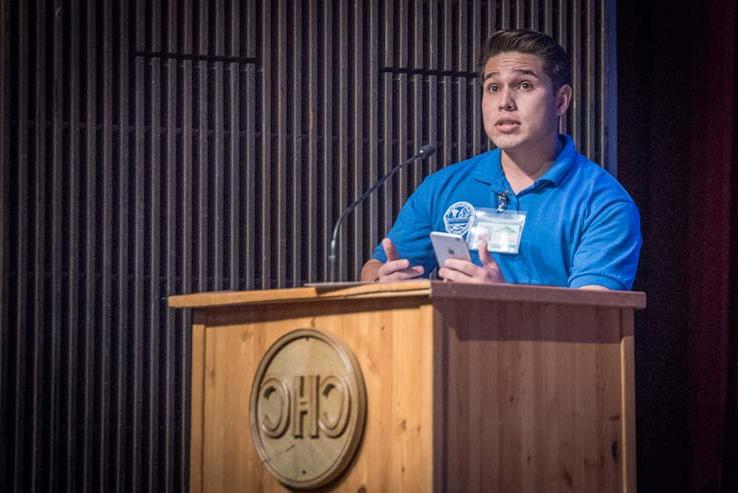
[{"xmin": 483, "ymin": 52, "xmax": 547, "ymax": 79}]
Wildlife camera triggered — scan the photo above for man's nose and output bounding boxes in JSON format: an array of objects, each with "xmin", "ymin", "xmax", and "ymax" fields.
[{"xmin": 498, "ymin": 88, "xmax": 515, "ymax": 110}]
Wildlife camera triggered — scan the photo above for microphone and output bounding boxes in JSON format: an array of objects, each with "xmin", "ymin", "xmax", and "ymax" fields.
[{"xmin": 329, "ymin": 144, "xmax": 438, "ymax": 282}]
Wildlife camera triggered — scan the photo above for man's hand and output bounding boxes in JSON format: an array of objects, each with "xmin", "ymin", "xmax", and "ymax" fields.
[
  {"xmin": 438, "ymin": 240, "xmax": 505, "ymax": 283},
  {"xmin": 360, "ymin": 238, "xmax": 424, "ymax": 282}
]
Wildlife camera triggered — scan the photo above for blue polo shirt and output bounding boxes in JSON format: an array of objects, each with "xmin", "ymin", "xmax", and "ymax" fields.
[{"xmin": 371, "ymin": 135, "xmax": 642, "ymax": 289}]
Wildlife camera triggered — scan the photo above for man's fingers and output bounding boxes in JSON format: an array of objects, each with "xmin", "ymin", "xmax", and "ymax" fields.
[
  {"xmin": 382, "ymin": 237, "xmax": 399, "ymax": 262},
  {"xmin": 378, "ymin": 258, "xmax": 409, "ymax": 277},
  {"xmin": 438, "ymin": 267, "xmax": 467, "ymax": 282},
  {"xmin": 379, "ymin": 265, "xmax": 424, "ymax": 282},
  {"xmin": 478, "ymin": 240, "xmax": 493, "ymax": 265},
  {"xmin": 440, "ymin": 244, "xmax": 505, "ymax": 284},
  {"xmin": 444, "ymin": 258, "xmax": 480, "ymax": 276}
]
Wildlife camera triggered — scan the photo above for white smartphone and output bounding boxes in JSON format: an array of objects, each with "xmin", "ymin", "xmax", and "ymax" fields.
[{"xmin": 430, "ymin": 232, "xmax": 471, "ymax": 266}]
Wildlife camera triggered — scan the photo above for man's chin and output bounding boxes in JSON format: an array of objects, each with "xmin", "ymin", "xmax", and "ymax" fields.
[{"xmin": 489, "ymin": 135, "xmax": 523, "ymax": 151}]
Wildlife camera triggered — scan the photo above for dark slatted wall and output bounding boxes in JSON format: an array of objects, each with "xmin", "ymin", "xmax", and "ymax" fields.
[{"xmin": 0, "ymin": 0, "xmax": 616, "ymax": 490}]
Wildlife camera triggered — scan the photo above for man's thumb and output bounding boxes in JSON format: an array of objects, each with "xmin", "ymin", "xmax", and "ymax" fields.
[{"xmin": 382, "ymin": 237, "xmax": 399, "ymax": 261}]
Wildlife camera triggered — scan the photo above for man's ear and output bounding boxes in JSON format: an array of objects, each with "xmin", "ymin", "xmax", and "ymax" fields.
[{"xmin": 555, "ymin": 84, "xmax": 572, "ymax": 116}]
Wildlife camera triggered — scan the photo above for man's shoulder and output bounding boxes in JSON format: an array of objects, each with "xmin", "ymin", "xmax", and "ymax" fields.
[
  {"xmin": 422, "ymin": 148, "xmax": 498, "ymax": 186},
  {"xmin": 568, "ymin": 153, "xmax": 636, "ymax": 204}
]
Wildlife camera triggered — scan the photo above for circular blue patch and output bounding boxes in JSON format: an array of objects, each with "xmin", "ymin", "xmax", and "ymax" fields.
[{"xmin": 443, "ymin": 201, "xmax": 475, "ymax": 235}]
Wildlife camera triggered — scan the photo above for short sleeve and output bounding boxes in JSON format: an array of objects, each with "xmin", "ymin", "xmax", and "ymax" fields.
[
  {"xmin": 568, "ymin": 200, "xmax": 642, "ymax": 290},
  {"xmin": 370, "ymin": 179, "xmax": 437, "ymax": 275}
]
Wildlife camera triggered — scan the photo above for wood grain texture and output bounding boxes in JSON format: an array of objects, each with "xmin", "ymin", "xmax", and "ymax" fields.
[
  {"xmin": 621, "ymin": 310, "xmax": 637, "ymax": 493},
  {"xmin": 168, "ymin": 280, "xmax": 430, "ymax": 308},
  {"xmin": 436, "ymin": 299, "xmax": 627, "ymax": 492},
  {"xmin": 170, "ymin": 280, "xmax": 646, "ymax": 310},
  {"xmin": 177, "ymin": 283, "xmax": 642, "ymax": 492},
  {"xmin": 189, "ymin": 323, "xmax": 206, "ymax": 493},
  {"xmin": 193, "ymin": 296, "xmax": 435, "ymax": 492}
]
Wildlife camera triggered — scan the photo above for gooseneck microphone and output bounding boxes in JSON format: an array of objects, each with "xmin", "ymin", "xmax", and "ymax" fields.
[{"xmin": 329, "ymin": 144, "xmax": 438, "ymax": 282}]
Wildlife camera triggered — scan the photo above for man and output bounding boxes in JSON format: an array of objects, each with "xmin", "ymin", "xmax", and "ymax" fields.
[{"xmin": 360, "ymin": 30, "xmax": 641, "ymax": 290}]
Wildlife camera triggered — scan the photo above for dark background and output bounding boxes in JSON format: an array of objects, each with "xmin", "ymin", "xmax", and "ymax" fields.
[
  {"xmin": 619, "ymin": 0, "xmax": 737, "ymax": 490},
  {"xmin": 1, "ymin": 0, "xmax": 737, "ymax": 491}
]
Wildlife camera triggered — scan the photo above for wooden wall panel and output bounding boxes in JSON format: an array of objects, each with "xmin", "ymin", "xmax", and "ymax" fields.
[{"xmin": 0, "ymin": 0, "xmax": 615, "ymax": 490}]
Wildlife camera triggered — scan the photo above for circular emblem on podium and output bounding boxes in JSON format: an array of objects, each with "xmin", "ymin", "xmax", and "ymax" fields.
[{"xmin": 249, "ymin": 329, "xmax": 367, "ymax": 490}]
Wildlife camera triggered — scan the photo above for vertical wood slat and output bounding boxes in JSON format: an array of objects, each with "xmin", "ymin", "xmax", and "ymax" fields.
[
  {"xmin": 321, "ymin": 1, "xmax": 333, "ymax": 281},
  {"xmin": 49, "ymin": 0, "xmax": 65, "ymax": 487},
  {"xmin": 213, "ymin": 0, "xmax": 225, "ymax": 289},
  {"xmin": 132, "ymin": 0, "xmax": 146, "ymax": 488},
  {"xmin": 457, "ymin": 0, "xmax": 468, "ymax": 163},
  {"xmin": 100, "ymin": 0, "xmax": 114, "ymax": 486},
  {"xmin": 65, "ymin": 0, "xmax": 81, "ymax": 489},
  {"xmin": 306, "ymin": 0, "xmax": 319, "ymax": 282},
  {"xmin": 197, "ymin": 0, "xmax": 209, "ymax": 292},
  {"xmin": 603, "ymin": 0, "xmax": 617, "ymax": 174},
  {"xmin": 427, "ymin": 1, "xmax": 439, "ymax": 172},
  {"xmin": 396, "ymin": 0, "xmax": 408, "ymax": 205},
  {"xmin": 13, "ymin": 0, "xmax": 29, "ymax": 486},
  {"xmin": 164, "ymin": 0, "xmax": 179, "ymax": 490},
  {"xmin": 148, "ymin": 0, "xmax": 162, "ymax": 488},
  {"xmin": 501, "ymin": 0, "xmax": 511, "ymax": 29},
  {"xmin": 180, "ymin": 0, "xmax": 195, "ymax": 487},
  {"xmin": 351, "ymin": 0, "xmax": 365, "ymax": 279},
  {"xmin": 244, "ymin": 0, "xmax": 256, "ymax": 289},
  {"xmin": 83, "ymin": 0, "xmax": 98, "ymax": 489},
  {"xmin": 529, "ymin": 0, "xmax": 540, "ymax": 31},
  {"xmin": 275, "ymin": 0, "xmax": 288, "ymax": 286},
  {"xmin": 516, "ymin": 0, "xmax": 526, "ymax": 27},
  {"xmin": 115, "ymin": 0, "xmax": 131, "ymax": 490},
  {"xmin": 260, "ymin": 0, "xmax": 272, "ymax": 288},
  {"xmin": 442, "ymin": 0, "xmax": 453, "ymax": 167},
  {"xmin": 412, "ymin": 1, "xmax": 424, "ymax": 186},
  {"xmin": 571, "ymin": 0, "xmax": 582, "ymax": 153},
  {"xmin": 586, "ymin": 0, "xmax": 596, "ymax": 161},
  {"xmin": 471, "ymin": 0, "xmax": 483, "ymax": 156},
  {"xmin": 544, "ymin": 0, "xmax": 553, "ymax": 34},
  {"xmin": 31, "ymin": 0, "xmax": 48, "ymax": 489},
  {"xmin": 558, "ymin": 0, "xmax": 569, "ymax": 135},
  {"xmin": 228, "ymin": 0, "xmax": 241, "ymax": 289},
  {"xmin": 337, "ymin": 0, "xmax": 350, "ymax": 280},
  {"xmin": 291, "ymin": 0, "xmax": 304, "ymax": 284},
  {"xmin": 382, "ymin": 0, "xmax": 395, "ymax": 238},
  {"xmin": 0, "ymin": 0, "xmax": 9, "ymax": 479},
  {"xmin": 367, "ymin": 1, "xmax": 380, "ymax": 255}
]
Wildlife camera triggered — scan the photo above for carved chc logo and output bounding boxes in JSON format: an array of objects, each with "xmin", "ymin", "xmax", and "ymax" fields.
[{"xmin": 249, "ymin": 329, "xmax": 367, "ymax": 490}]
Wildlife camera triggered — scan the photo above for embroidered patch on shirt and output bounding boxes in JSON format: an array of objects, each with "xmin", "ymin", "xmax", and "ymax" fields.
[{"xmin": 443, "ymin": 201, "xmax": 475, "ymax": 235}]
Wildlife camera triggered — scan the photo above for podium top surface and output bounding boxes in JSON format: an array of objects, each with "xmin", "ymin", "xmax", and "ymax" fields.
[{"xmin": 168, "ymin": 280, "xmax": 646, "ymax": 310}]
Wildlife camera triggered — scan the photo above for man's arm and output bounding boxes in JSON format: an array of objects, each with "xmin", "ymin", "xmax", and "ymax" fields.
[
  {"xmin": 360, "ymin": 259, "xmax": 383, "ymax": 281},
  {"xmin": 361, "ymin": 238, "xmax": 424, "ymax": 282}
]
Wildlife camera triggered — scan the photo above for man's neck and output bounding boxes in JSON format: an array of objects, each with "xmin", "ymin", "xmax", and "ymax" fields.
[{"xmin": 500, "ymin": 135, "xmax": 561, "ymax": 194}]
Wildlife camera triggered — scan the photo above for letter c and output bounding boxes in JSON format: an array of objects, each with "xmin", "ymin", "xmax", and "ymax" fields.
[{"xmin": 259, "ymin": 377, "xmax": 290, "ymax": 438}]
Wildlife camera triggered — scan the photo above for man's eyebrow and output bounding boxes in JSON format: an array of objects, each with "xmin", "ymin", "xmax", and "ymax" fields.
[{"xmin": 483, "ymin": 68, "xmax": 543, "ymax": 81}]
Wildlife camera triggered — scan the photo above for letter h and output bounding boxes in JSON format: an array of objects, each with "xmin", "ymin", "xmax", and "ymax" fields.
[{"xmin": 292, "ymin": 375, "xmax": 319, "ymax": 438}]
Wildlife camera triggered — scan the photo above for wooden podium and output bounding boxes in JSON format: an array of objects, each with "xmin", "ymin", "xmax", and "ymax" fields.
[{"xmin": 169, "ymin": 280, "xmax": 645, "ymax": 492}]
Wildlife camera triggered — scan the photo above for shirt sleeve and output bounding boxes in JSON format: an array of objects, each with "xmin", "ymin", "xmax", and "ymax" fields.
[
  {"xmin": 370, "ymin": 179, "xmax": 438, "ymax": 276},
  {"xmin": 568, "ymin": 200, "xmax": 642, "ymax": 290}
]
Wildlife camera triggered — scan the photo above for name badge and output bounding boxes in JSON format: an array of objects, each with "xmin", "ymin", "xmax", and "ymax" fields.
[{"xmin": 466, "ymin": 208, "xmax": 526, "ymax": 254}]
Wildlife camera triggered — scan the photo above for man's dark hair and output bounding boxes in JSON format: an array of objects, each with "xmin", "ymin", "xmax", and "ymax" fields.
[{"xmin": 478, "ymin": 30, "xmax": 571, "ymax": 90}]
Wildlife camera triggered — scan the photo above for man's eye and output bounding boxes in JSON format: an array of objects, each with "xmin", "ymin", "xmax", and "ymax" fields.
[
  {"xmin": 518, "ymin": 82, "xmax": 532, "ymax": 90},
  {"xmin": 487, "ymin": 84, "xmax": 498, "ymax": 93}
]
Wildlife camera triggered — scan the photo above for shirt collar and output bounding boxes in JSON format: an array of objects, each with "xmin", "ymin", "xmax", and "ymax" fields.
[{"xmin": 471, "ymin": 134, "xmax": 578, "ymax": 188}]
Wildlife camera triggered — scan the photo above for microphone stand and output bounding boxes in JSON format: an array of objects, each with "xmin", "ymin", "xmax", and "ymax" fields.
[{"xmin": 328, "ymin": 144, "xmax": 437, "ymax": 282}]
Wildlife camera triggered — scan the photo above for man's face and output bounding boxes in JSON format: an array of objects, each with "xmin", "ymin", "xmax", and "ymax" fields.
[{"xmin": 481, "ymin": 52, "xmax": 570, "ymax": 154}]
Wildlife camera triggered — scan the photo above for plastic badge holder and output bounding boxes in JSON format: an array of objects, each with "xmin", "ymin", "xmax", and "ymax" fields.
[{"xmin": 466, "ymin": 207, "xmax": 527, "ymax": 254}]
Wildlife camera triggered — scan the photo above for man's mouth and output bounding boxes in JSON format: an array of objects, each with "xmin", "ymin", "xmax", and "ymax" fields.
[{"xmin": 495, "ymin": 118, "xmax": 520, "ymax": 128}]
